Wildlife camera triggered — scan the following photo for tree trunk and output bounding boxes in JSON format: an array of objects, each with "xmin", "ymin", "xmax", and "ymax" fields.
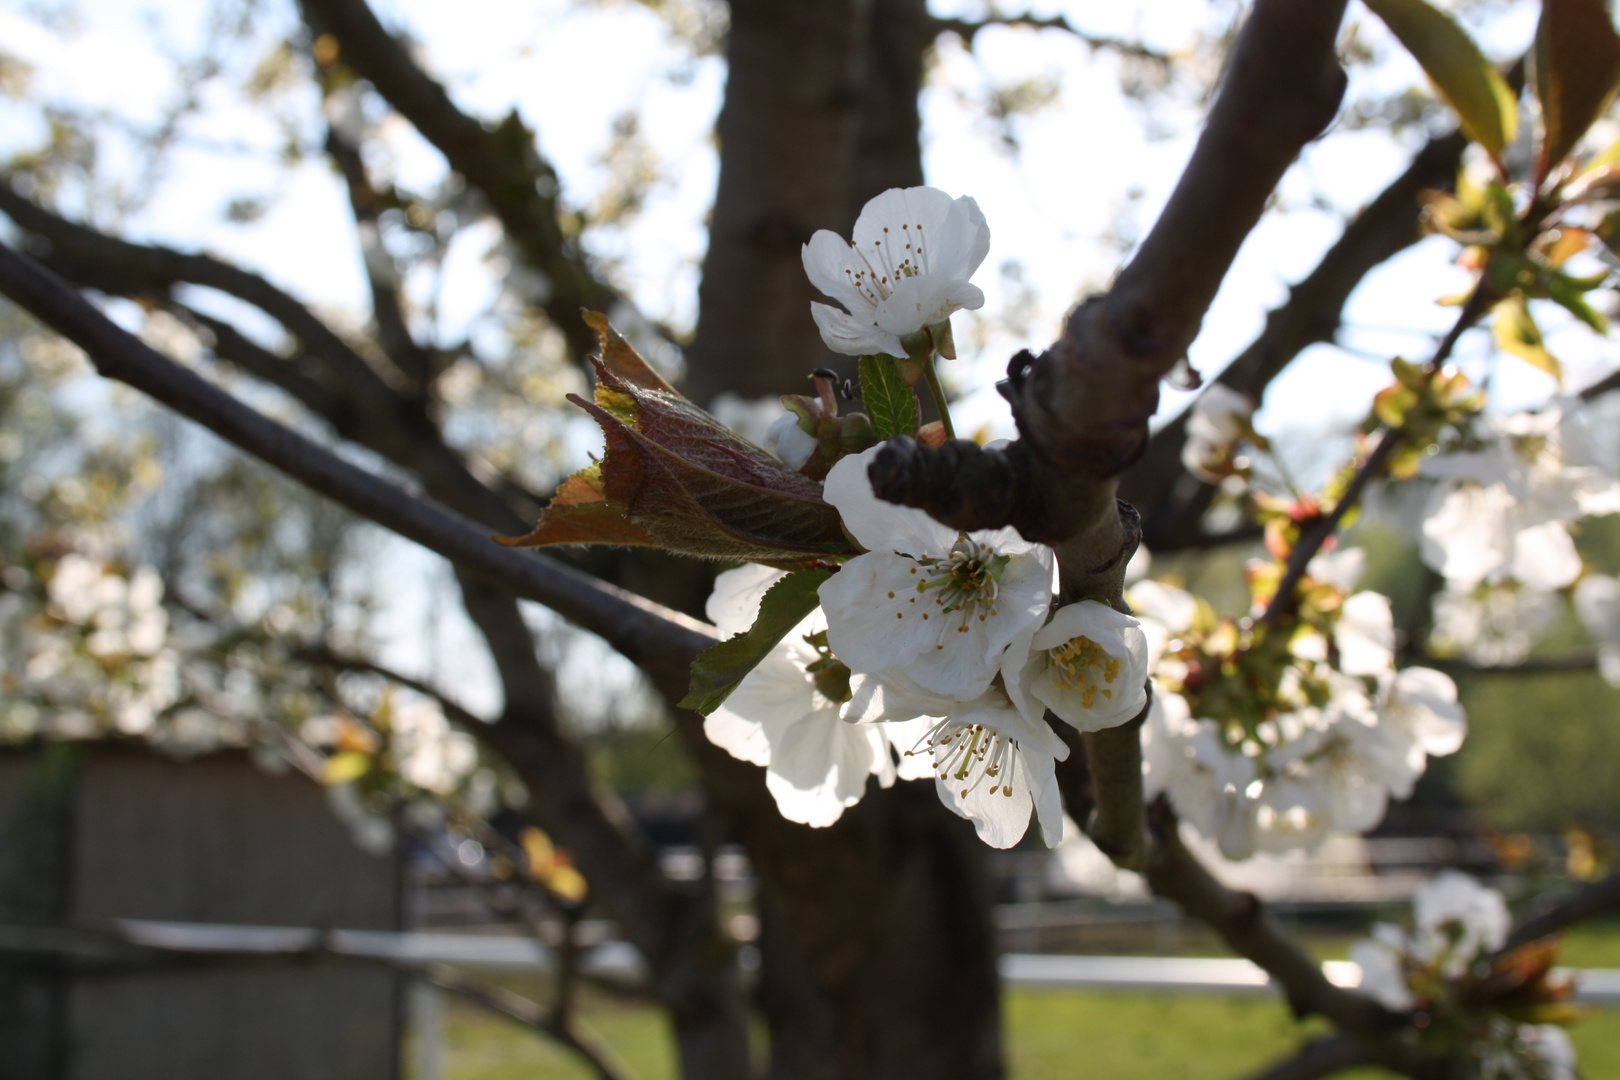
[{"xmin": 685, "ymin": 2, "xmax": 1006, "ymax": 1076}]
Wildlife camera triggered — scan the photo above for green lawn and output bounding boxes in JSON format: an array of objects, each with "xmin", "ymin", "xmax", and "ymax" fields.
[{"xmin": 413, "ymin": 962, "xmax": 1620, "ymax": 1080}]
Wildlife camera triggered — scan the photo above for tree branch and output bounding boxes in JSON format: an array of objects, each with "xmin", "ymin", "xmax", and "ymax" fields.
[
  {"xmin": 931, "ymin": 13, "xmax": 1171, "ymax": 63},
  {"xmin": 871, "ymin": 0, "xmax": 1352, "ymax": 597},
  {"xmin": 1122, "ymin": 128, "xmax": 1472, "ymax": 550},
  {"xmin": 295, "ymin": 0, "xmax": 618, "ymax": 367},
  {"xmin": 0, "ymin": 239, "xmax": 716, "ymax": 682},
  {"xmin": 1503, "ymin": 867, "xmax": 1620, "ymax": 951},
  {"xmin": 1139, "ymin": 803, "xmax": 1443, "ymax": 1078},
  {"xmin": 1241, "ymin": 1035, "xmax": 1369, "ymax": 1080}
]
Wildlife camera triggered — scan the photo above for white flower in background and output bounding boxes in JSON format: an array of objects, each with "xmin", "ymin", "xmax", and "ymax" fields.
[
  {"xmin": 818, "ymin": 446, "xmax": 1055, "ymax": 701},
  {"xmin": 703, "ymin": 564, "xmax": 900, "ymax": 827},
  {"xmin": 1430, "ymin": 584, "xmax": 1561, "ymax": 667},
  {"xmin": 1141, "ymin": 692, "xmax": 1260, "ymax": 860},
  {"xmin": 1413, "ymin": 869, "xmax": 1510, "ymax": 975},
  {"xmin": 1335, "ymin": 591, "xmax": 1395, "ymax": 676},
  {"xmin": 802, "ymin": 186, "xmax": 990, "ymax": 358},
  {"xmin": 1181, "ymin": 384, "xmax": 1254, "ymax": 483},
  {"xmin": 765, "ymin": 412, "xmax": 818, "ymax": 471},
  {"xmin": 1420, "ymin": 398, "xmax": 1620, "ymax": 591},
  {"xmin": 1126, "ymin": 578, "xmax": 1199, "ymax": 669},
  {"xmin": 1377, "ymin": 667, "xmax": 1467, "ymax": 791},
  {"xmin": 1307, "ymin": 547, "xmax": 1367, "ymax": 592},
  {"xmin": 709, "ymin": 392, "xmax": 791, "ymax": 446},
  {"xmin": 46, "ymin": 555, "xmax": 169, "ymax": 658},
  {"xmin": 844, "ymin": 673, "xmax": 1068, "ymax": 848},
  {"xmin": 392, "ymin": 698, "xmax": 478, "ymax": 797},
  {"xmin": 1004, "ymin": 600, "xmax": 1149, "ymax": 732},
  {"xmin": 1574, "ymin": 573, "xmax": 1620, "ymax": 687},
  {"xmin": 1516, "ymin": 1026, "xmax": 1577, "ymax": 1080}
]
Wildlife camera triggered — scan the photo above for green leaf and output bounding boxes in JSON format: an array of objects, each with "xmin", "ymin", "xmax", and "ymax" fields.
[
  {"xmin": 1493, "ymin": 295, "xmax": 1563, "ymax": 380},
  {"xmin": 680, "ymin": 569, "xmax": 832, "ymax": 714},
  {"xmin": 1533, "ymin": 0, "xmax": 1620, "ymax": 185},
  {"xmin": 1364, "ymin": 0, "xmax": 1518, "ymax": 157},
  {"xmin": 858, "ymin": 354, "xmax": 921, "ymax": 440},
  {"xmin": 1547, "ymin": 270, "xmax": 1611, "ymax": 334}
]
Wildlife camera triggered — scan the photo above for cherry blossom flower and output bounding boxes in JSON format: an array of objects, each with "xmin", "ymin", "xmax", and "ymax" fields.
[
  {"xmin": 843, "ymin": 673, "xmax": 1068, "ymax": 848},
  {"xmin": 1141, "ymin": 692, "xmax": 1260, "ymax": 860},
  {"xmin": 1004, "ymin": 600, "xmax": 1149, "ymax": 732},
  {"xmin": 802, "ymin": 186, "xmax": 990, "ymax": 358},
  {"xmin": 1180, "ymin": 384, "xmax": 1255, "ymax": 483},
  {"xmin": 818, "ymin": 446, "xmax": 1055, "ymax": 701},
  {"xmin": 1430, "ymin": 584, "xmax": 1560, "ymax": 667},
  {"xmin": 1335, "ymin": 591, "xmax": 1395, "ymax": 676},
  {"xmin": 702, "ymin": 564, "xmax": 899, "ymax": 827},
  {"xmin": 1419, "ymin": 398, "xmax": 1620, "ymax": 591}
]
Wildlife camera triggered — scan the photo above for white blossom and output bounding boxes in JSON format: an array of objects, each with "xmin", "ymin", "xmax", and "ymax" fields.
[
  {"xmin": 1419, "ymin": 398, "xmax": 1620, "ymax": 591},
  {"xmin": 1574, "ymin": 573, "xmax": 1620, "ymax": 687},
  {"xmin": 1003, "ymin": 600, "xmax": 1149, "ymax": 732},
  {"xmin": 1307, "ymin": 547, "xmax": 1367, "ymax": 592},
  {"xmin": 1180, "ymin": 384, "xmax": 1254, "ymax": 483},
  {"xmin": 1336, "ymin": 591, "xmax": 1395, "ymax": 676},
  {"xmin": 802, "ymin": 186, "xmax": 990, "ymax": 358},
  {"xmin": 818, "ymin": 446, "xmax": 1055, "ymax": 701},
  {"xmin": 702, "ymin": 564, "xmax": 899, "ymax": 827},
  {"xmin": 1430, "ymin": 584, "xmax": 1561, "ymax": 667},
  {"xmin": 844, "ymin": 674, "xmax": 1067, "ymax": 848},
  {"xmin": 1142, "ymin": 692, "xmax": 1260, "ymax": 860},
  {"xmin": 1413, "ymin": 869, "xmax": 1510, "ymax": 976}
]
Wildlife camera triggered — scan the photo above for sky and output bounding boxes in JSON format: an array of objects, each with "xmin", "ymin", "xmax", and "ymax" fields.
[{"xmin": 1, "ymin": 0, "xmax": 1615, "ymax": 719}]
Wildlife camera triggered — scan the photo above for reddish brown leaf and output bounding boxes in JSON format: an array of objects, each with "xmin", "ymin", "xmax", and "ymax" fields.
[{"xmin": 1534, "ymin": 0, "xmax": 1620, "ymax": 185}]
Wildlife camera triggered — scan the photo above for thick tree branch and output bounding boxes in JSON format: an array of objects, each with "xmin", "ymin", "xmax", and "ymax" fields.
[
  {"xmin": 295, "ymin": 0, "xmax": 617, "ymax": 367},
  {"xmin": 872, "ymin": 0, "xmax": 1352, "ymax": 595},
  {"xmin": 1122, "ymin": 128, "xmax": 1471, "ymax": 550},
  {"xmin": 0, "ymin": 239, "xmax": 716, "ymax": 681}
]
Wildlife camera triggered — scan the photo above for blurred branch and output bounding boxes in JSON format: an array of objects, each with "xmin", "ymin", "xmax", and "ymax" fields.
[
  {"xmin": 0, "ymin": 182, "xmax": 531, "ymax": 534},
  {"xmin": 1138, "ymin": 802, "xmax": 1443, "ymax": 1078},
  {"xmin": 871, "ymin": 0, "xmax": 1351, "ymax": 570},
  {"xmin": 1577, "ymin": 366, "xmax": 1620, "ymax": 401},
  {"xmin": 931, "ymin": 13, "xmax": 1170, "ymax": 63},
  {"xmin": 295, "ymin": 0, "xmax": 619, "ymax": 367},
  {"xmin": 0, "ymin": 238, "xmax": 717, "ymax": 681},
  {"xmin": 1241, "ymin": 1035, "xmax": 1369, "ymax": 1080},
  {"xmin": 324, "ymin": 124, "xmax": 442, "ymax": 390},
  {"xmin": 1262, "ymin": 283, "xmax": 1491, "ymax": 627},
  {"xmin": 1503, "ymin": 868, "xmax": 1620, "ymax": 951},
  {"xmin": 422, "ymin": 962, "xmax": 637, "ymax": 1080},
  {"xmin": 1121, "ymin": 128, "xmax": 1471, "ymax": 550}
]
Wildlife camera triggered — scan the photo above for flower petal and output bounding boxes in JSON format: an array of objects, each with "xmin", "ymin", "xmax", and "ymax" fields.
[
  {"xmin": 822, "ymin": 446, "xmax": 958, "ymax": 554},
  {"xmin": 873, "ymin": 276, "xmax": 984, "ymax": 337},
  {"xmin": 810, "ymin": 302, "xmax": 907, "ymax": 360}
]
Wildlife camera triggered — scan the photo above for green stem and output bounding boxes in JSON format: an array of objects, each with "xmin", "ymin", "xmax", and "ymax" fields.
[{"xmin": 922, "ymin": 354, "xmax": 956, "ymax": 440}]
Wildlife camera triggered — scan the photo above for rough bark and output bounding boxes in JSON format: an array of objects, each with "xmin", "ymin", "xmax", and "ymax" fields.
[{"xmin": 683, "ymin": 0, "xmax": 872, "ymax": 406}]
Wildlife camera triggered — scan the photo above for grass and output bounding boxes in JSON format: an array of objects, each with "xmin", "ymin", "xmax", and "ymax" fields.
[{"xmin": 409, "ymin": 923, "xmax": 1620, "ymax": 1080}]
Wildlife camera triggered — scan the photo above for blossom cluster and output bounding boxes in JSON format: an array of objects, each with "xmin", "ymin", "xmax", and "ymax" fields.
[
  {"xmin": 704, "ymin": 445, "xmax": 1149, "ymax": 848},
  {"xmin": 1351, "ymin": 872, "xmax": 1579, "ymax": 1080},
  {"xmin": 1133, "ymin": 549, "xmax": 1466, "ymax": 859},
  {"xmin": 1410, "ymin": 397, "xmax": 1620, "ymax": 669}
]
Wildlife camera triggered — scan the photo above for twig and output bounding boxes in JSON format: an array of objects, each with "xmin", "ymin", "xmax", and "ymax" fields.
[
  {"xmin": 1139, "ymin": 803, "xmax": 1444, "ymax": 1079},
  {"xmin": 423, "ymin": 962, "xmax": 638, "ymax": 1080},
  {"xmin": 295, "ymin": 0, "xmax": 619, "ymax": 368},
  {"xmin": 1240, "ymin": 1035, "xmax": 1369, "ymax": 1080},
  {"xmin": 931, "ymin": 13, "xmax": 1170, "ymax": 64},
  {"xmin": 0, "ymin": 239, "xmax": 717, "ymax": 681},
  {"xmin": 1261, "ymin": 283, "xmax": 1492, "ymax": 627},
  {"xmin": 1503, "ymin": 868, "xmax": 1620, "ymax": 952},
  {"xmin": 1123, "ymin": 128, "xmax": 1473, "ymax": 550}
]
